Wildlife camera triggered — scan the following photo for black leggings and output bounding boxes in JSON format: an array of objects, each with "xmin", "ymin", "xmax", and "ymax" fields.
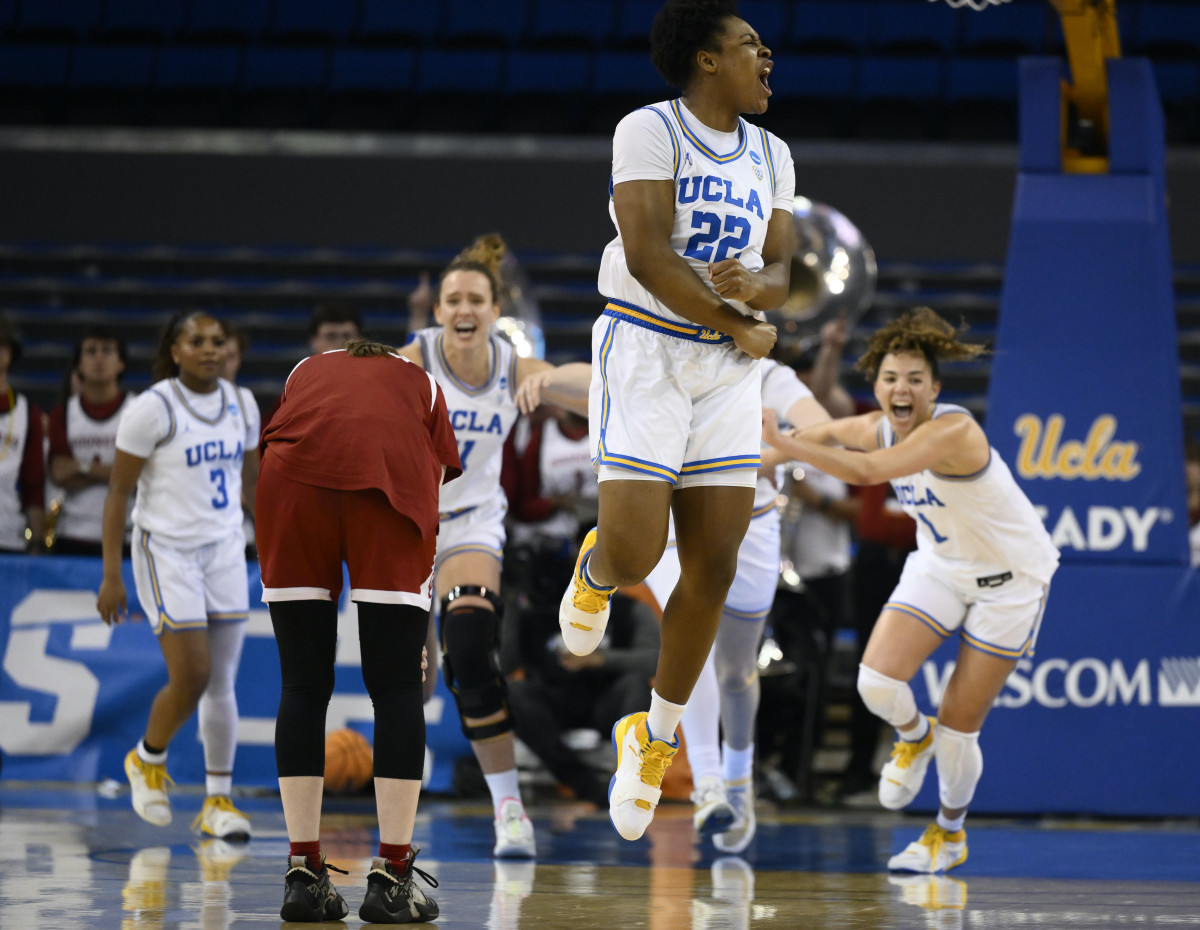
[{"xmin": 271, "ymin": 600, "xmax": 428, "ymax": 780}]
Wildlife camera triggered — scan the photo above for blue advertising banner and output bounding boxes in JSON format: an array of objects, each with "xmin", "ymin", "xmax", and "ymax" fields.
[
  {"xmin": 0, "ymin": 555, "xmax": 471, "ymax": 793},
  {"xmin": 987, "ymin": 58, "xmax": 1189, "ymax": 565},
  {"xmin": 909, "ymin": 563, "xmax": 1200, "ymax": 817}
]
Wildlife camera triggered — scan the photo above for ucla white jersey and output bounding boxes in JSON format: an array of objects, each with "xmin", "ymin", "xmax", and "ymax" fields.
[
  {"xmin": 415, "ymin": 327, "xmax": 518, "ymax": 515},
  {"xmin": 880, "ymin": 404, "xmax": 1059, "ymax": 583},
  {"xmin": 122, "ymin": 379, "xmax": 255, "ymax": 548},
  {"xmin": 599, "ymin": 99, "xmax": 796, "ymax": 327}
]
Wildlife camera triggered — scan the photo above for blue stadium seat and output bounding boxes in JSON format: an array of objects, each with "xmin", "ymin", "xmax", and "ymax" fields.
[
  {"xmin": 185, "ymin": 0, "xmax": 271, "ymax": 43},
  {"xmin": 357, "ymin": 0, "xmax": 442, "ymax": 46},
  {"xmin": 67, "ymin": 43, "xmax": 157, "ymax": 126},
  {"xmin": 269, "ymin": 0, "xmax": 357, "ymax": 44},
  {"xmin": 526, "ymin": 0, "xmax": 616, "ymax": 48},
  {"xmin": 960, "ymin": 0, "xmax": 1051, "ymax": 56},
  {"xmin": 242, "ymin": 47, "xmax": 327, "ymax": 90},
  {"xmin": 857, "ymin": 56, "xmax": 944, "ymax": 139},
  {"xmin": 1133, "ymin": 2, "xmax": 1200, "ymax": 58},
  {"xmin": 413, "ymin": 49, "xmax": 504, "ymax": 131},
  {"xmin": 788, "ymin": 2, "xmax": 872, "ymax": 54},
  {"xmin": 330, "ymin": 48, "xmax": 416, "ymax": 92},
  {"xmin": 0, "ymin": 43, "xmax": 71, "ymax": 124},
  {"xmin": 0, "ymin": 43, "xmax": 71, "ymax": 85},
  {"xmin": 100, "ymin": 0, "xmax": 186, "ymax": 42},
  {"xmin": 872, "ymin": 1, "xmax": 961, "ymax": 55},
  {"xmin": 759, "ymin": 53, "xmax": 856, "ymax": 138},
  {"xmin": 71, "ymin": 43, "xmax": 156, "ymax": 87},
  {"xmin": 739, "ymin": 1, "xmax": 789, "ymax": 48},
  {"xmin": 586, "ymin": 50, "xmax": 672, "ymax": 134},
  {"xmin": 500, "ymin": 49, "xmax": 591, "ymax": 133},
  {"xmin": 439, "ymin": 0, "xmax": 529, "ymax": 48},
  {"xmin": 1150, "ymin": 60, "xmax": 1199, "ymax": 145},
  {"xmin": 153, "ymin": 45, "xmax": 242, "ymax": 127},
  {"xmin": 612, "ymin": 0, "xmax": 659, "ymax": 50},
  {"xmin": 14, "ymin": 0, "xmax": 101, "ymax": 39},
  {"xmin": 241, "ymin": 46, "xmax": 327, "ymax": 128},
  {"xmin": 327, "ymin": 48, "xmax": 416, "ymax": 130},
  {"xmin": 944, "ymin": 57, "xmax": 1018, "ymax": 140}
]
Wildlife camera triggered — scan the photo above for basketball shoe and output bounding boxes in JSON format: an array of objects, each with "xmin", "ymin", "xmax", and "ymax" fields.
[
  {"xmin": 609, "ymin": 712, "xmax": 679, "ymax": 841},
  {"xmin": 713, "ymin": 776, "xmax": 756, "ymax": 854},
  {"xmin": 692, "ymin": 775, "xmax": 737, "ymax": 837},
  {"xmin": 359, "ymin": 850, "xmax": 439, "ymax": 924},
  {"xmin": 888, "ymin": 823, "xmax": 968, "ymax": 873},
  {"xmin": 878, "ymin": 717, "xmax": 937, "ymax": 810},
  {"xmin": 192, "ymin": 795, "xmax": 251, "ymax": 841},
  {"xmin": 559, "ymin": 528, "xmax": 615, "ymax": 656},
  {"xmin": 280, "ymin": 854, "xmax": 349, "ymax": 922},
  {"xmin": 493, "ymin": 797, "xmax": 537, "ymax": 859},
  {"xmin": 125, "ymin": 748, "xmax": 173, "ymax": 827}
]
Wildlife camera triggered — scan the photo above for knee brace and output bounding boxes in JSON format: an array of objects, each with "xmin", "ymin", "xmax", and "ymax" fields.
[
  {"xmin": 934, "ymin": 725, "xmax": 983, "ymax": 811},
  {"xmin": 857, "ymin": 663, "xmax": 919, "ymax": 729},
  {"xmin": 440, "ymin": 601, "xmax": 510, "ymax": 742}
]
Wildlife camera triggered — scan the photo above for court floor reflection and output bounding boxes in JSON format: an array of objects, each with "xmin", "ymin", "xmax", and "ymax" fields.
[{"xmin": 1, "ymin": 784, "xmax": 1197, "ymax": 929}]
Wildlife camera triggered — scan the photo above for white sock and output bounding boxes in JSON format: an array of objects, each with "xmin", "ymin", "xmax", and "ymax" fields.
[
  {"xmin": 937, "ymin": 811, "xmax": 966, "ymax": 834},
  {"xmin": 647, "ymin": 689, "xmax": 684, "ymax": 744},
  {"xmin": 679, "ymin": 655, "xmax": 721, "ymax": 781},
  {"xmin": 484, "ymin": 770, "xmax": 523, "ymax": 816},
  {"xmin": 206, "ymin": 775, "xmax": 233, "ymax": 797},
  {"xmin": 900, "ymin": 714, "xmax": 930, "ymax": 743},
  {"xmin": 722, "ymin": 742, "xmax": 755, "ymax": 784},
  {"xmin": 138, "ymin": 740, "xmax": 167, "ymax": 766}
]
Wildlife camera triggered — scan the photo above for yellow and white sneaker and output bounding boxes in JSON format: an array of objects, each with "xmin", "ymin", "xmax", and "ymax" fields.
[
  {"xmin": 192, "ymin": 795, "xmax": 251, "ymax": 842},
  {"xmin": 125, "ymin": 749, "xmax": 173, "ymax": 827},
  {"xmin": 887, "ymin": 823, "xmax": 968, "ymax": 873},
  {"xmin": 559, "ymin": 528, "xmax": 615, "ymax": 656},
  {"xmin": 713, "ymin": 777, "xmax": 756, "ymax": 854},
  {"xmin": 878, "ymin": 717, "xmax": 936, "ymax": 810},
  {"xmin": 608, "ymin": 712, "xmax": 679, "ymax": 841}
]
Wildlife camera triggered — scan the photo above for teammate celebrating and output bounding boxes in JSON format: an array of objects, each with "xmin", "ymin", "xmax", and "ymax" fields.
[
  {"xmin": 397, "ymin": 234, "xmax": 588, "ymax": 859},
  {"xmin": 552, "ymin": 0, "xmax": 795, "ymax": 842},
  {"xmin": 762, "ymin": 307, "xmax": 1059, "ymax": 873},
  {"xmin": 97, "ymin": 311, "xmax": 260, "ymax": 842}
]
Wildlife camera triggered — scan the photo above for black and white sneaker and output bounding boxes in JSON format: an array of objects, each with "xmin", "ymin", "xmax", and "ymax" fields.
[
  {"xmin": 280, "ymin": 855, "xmax": 349, "ymax": 922},
  {"xmin": 359, "ymin": 849, "xmax": 439, "ymax": 924}
]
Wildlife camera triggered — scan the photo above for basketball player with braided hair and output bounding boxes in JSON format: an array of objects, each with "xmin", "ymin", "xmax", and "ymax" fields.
[
  {"xmin": 97, "ymin": 311, "xmax": 259, "ymax": 842},
  {"xmin": 762, "ymin": 307, "xmax": 1059, "ymax": 873},
  {"xmin": 397, "ymin": 233, "xmax": 589, "ymax": 859}
]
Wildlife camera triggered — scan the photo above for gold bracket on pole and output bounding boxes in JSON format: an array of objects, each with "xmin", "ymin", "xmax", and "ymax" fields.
[{"xmin": 1048, "ymin": 0, "xmax": 1122, "ymax": 173}]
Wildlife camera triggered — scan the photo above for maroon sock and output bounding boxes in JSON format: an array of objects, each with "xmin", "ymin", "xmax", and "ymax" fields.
[
  {"xmin": 290, "ymin": 841, "xmax": 322, "ymax": 873},
  {"xmin": 379, "ymin": 842, "xmax": 412, "ymax": 874}
]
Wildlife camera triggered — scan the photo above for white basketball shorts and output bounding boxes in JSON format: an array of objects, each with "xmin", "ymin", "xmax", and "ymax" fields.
[{"xmin": 132, "ymin": 528, "xmax": 249, "ymax": 635}]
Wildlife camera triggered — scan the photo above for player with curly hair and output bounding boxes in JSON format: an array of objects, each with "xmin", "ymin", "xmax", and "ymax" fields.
[{"xmin": 762, "ymin": 306, "xmax": 1059, "ymax": 873}]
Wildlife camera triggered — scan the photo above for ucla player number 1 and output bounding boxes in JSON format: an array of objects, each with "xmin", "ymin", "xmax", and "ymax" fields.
[{"xmin": 458, "ymin": 439, "xmax": 475, "ymax": 470}]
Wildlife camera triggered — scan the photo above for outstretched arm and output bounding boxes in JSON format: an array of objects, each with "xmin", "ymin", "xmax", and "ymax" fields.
[{"xmin": 515, "ymin": 360, "xmax": 591, "ymax": 416}]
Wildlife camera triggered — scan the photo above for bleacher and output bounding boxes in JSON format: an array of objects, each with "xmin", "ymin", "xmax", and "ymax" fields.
[
  {"xmin": 0, "ymin": 0, "xmax": 1197, "ymax": 143},
  {"xmin": 3, "ymin": 242, "xmax": 1198, "ymax": 439}
]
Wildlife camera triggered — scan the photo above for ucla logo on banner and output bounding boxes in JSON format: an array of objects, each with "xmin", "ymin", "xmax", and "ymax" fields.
[{"xmin": 1013, "ymin": 413, "xmax": 1140, "ymax": 481}]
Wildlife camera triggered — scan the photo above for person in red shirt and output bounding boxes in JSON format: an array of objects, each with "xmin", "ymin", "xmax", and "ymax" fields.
[
  {"xmin": 0, "ymin": 316, "xmax": 45, "ymax": 553},
  {"xmin": 257, "ymin": 339, "xmax": 460, "ymax": 925}
]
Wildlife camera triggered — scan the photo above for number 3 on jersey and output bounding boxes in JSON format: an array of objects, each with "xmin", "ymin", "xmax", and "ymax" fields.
[{"xmin": 684, "ymin": 211, "xmax": 751, "ymax": 264}]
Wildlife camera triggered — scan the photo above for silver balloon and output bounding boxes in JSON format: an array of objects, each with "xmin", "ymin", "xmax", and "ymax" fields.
[
  {"xmin": 770, "ymin": 197, "xmax": 877, "ymax": 349},
  {"xmin": 494, "ymin": 250, "xmax": 545, "ymax": 360}
]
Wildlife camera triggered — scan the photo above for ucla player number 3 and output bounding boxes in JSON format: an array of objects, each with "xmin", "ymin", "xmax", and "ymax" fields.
[{"xmin": 210, "ymin": 469, "xmax": 229, "ymax": 508}]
